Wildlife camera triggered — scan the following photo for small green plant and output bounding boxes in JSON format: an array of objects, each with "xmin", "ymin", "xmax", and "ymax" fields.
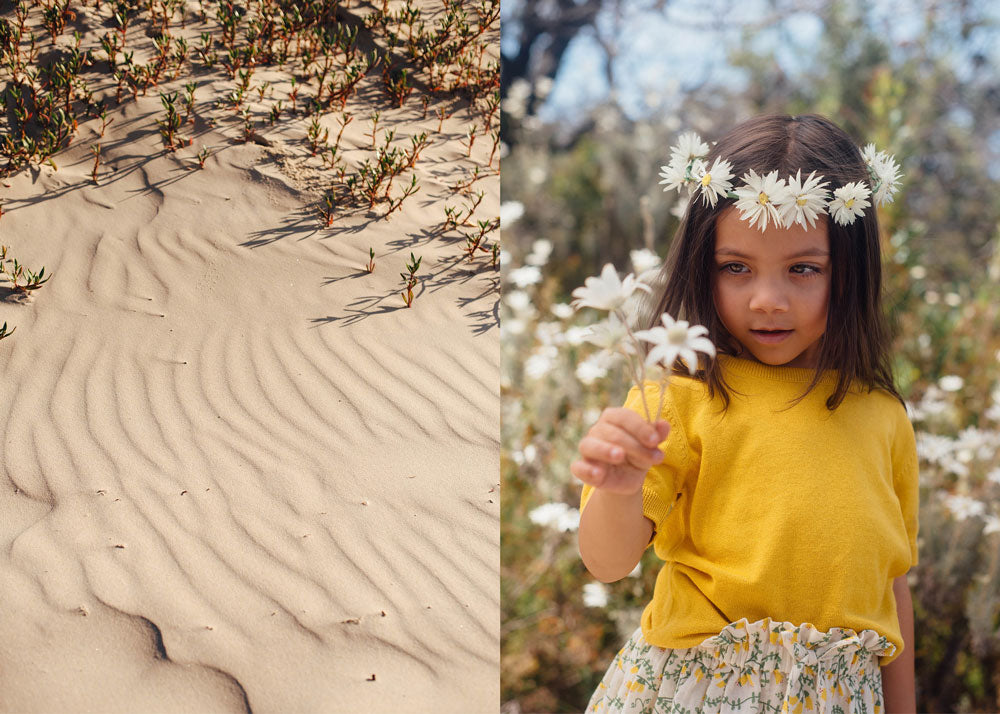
[
  {"xmin": 400, "ymin": 252, "xmax": 421, "ymax": 307},
  {"xmin": 366, "ymin": 247, "xmax": 375, "ymax": 273},
  {"xmin": 0, "ymin": 246, "xmax": 51, "ymax": 294},
  {"xmin": 155, "ymin": 91, "xmax": 184, "ymax": 151},
  {"xmin": 0, "ymin": 322, "xmax": 14, "ymax": 340},
  {"xmin": 367, "ymin": 110, "xmax": 380, "ymax": 149},
  {"xmin": 196, "ymin": 146, "xmax": 209, "ymax": 168},
  {"xmin": 307, "ymin": 116, "xmax": 329, "ymax": 155},
  {"xmin": 319, "ymin": 192, "xmax": 335, "ymax": 227},
  {"xmin": 90, "ymin": 143, "xmax": 101, "ymax": 183},
  {"xmin": 385, "ymin": 175, "xmax": 419, "ymax": 219}
]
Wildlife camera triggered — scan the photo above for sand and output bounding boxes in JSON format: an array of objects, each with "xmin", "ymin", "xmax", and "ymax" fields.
[{"xmin": 0, "ymin": 1, "xmax": 499, "ymax": 712}]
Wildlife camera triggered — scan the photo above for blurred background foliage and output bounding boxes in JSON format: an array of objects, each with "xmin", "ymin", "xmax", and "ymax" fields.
[{"xmin": 499, "ymin": 0, "xmax": 1000, "ymax": 712}]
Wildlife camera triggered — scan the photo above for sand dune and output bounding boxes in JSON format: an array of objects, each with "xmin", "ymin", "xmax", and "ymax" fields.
[{"xmin": 0, "ymin": 11, "xmax": 499, "ymax": 708}]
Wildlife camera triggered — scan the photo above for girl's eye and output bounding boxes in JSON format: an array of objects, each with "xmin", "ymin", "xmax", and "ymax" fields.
[
  {"xmin": 720, "ymin": 263, "xmax": 747, "ymax": 275},
  {"xmin": 790, "ymin": 264, "xmax": 822, "ymax": 276}
]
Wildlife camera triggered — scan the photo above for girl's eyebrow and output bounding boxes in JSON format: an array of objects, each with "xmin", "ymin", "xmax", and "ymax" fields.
[{"xmin": 714, "ymin": 248, "xmax": 830, "ymax": 259}]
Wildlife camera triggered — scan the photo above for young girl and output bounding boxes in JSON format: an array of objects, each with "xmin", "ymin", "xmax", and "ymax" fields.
[{"xmin": 573, "ymin": 114, "xmax": 918, "ymax": 714}]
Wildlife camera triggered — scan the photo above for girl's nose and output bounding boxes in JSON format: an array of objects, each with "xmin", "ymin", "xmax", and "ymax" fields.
[{"xmin": 748, "ymin": 279, "xmax": 790, "ymax": 313}]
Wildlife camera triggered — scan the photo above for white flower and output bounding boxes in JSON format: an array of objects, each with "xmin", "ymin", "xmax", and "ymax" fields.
[
  {"xmin": 528, "ymin": 502, "xmax": 580, "ymax": 532},
  {"xmin": 775, "ymin": 170, "xmax": 830, "ymax": 229},
  {"xmin": 550, "ymin": 302, "xmax": 574, "ymax": 319},
  {"xmin": 938, "ymin": 375, "xmax": 964, "ymax": 392},
  {"xmin": 694, "ymin": 157, "xmax": 735, "ymax": 208},
  {"xmin": 501, "ymin": 317, "xmax": 526, "ymax": 337},
  {"xmin": 508, "ymin": 265, "xmax": 543, "ymax": 288},
  {"xmin": 633, "ymin": 312, "xmax": 716, "ymax": 375},
  {"xmin": 630, "ymin": 248, "xmax": 661, "ymax": 275},
  {"xmin": 670, "ymin": 201, "xmax": 688, "ymax": 220},
  {"xmin": 987, "ymin": 467, "xmax": 1000, "ymax": 486},
  {"xmin": 862, "ymin": 143, "xmax": 902, "ymax": 207},
  {"xmin": 535, "ymin": 321, "xmax": 564, "ymax": 347},
  {"xmin": 576, "ymin": 354, "xmax": 610, "ymax": 384},
  {"xmin": 582, "ymin": 582, "xmax": 609, "ymax": 608},
  {"xmin": 525, "ymin": 345, "xmax": 558, "ymax": 379},
  {"xmin": 499, "ymin": 200, "xmax": 525, "ymax": 226},
  {"xmin": 571, "ymin": 263, "xmax": 652, "ymax": 312},
  {"xmin": 564, "ymin": 325, "xmax": 593, "ymax": 345},
  {"xmin": 526, "ymin": 239, "xmax": 553, "ymax": 266},
  {"xmin": 984, "ymin": 515, "xmax": 1000, "ymax": 536},
  {"xmin": 670, "ymin": 131, "xmax": 709, "ymax": 165},
  {"xmin": 504, "ymin": 289, "xmax": 533, "ymax": 314},
  {"xmin": 733, "ymin": 170, "xmax": 789, "ymax": 232},
  {"xmin": 827, "ymin": 181, "xmax": 871, "ymax": 226},
  {"xmin": 658, "ymin": 155, "xmax": 693, "ymax": 194},
  {"xmin": 915, "ymin": 432, "xmax": 955, "ymax": 464},
  {"xmin": 943, "ymin": 494, "xmax": 986, "ymax": 521},
  {"xmin": 582, "ymin": 312, "xmax": 633, "ymax": 352}
]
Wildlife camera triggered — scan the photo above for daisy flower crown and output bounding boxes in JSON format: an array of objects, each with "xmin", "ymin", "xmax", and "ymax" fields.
[{"xmin": 658, "ymin": 132, "xmax": 902, "ymax": 231}]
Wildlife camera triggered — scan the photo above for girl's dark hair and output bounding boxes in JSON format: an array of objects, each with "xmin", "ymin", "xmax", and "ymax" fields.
[{"xmin": 642, "ymin": 113, "xmax": 902, "ymax": 410}]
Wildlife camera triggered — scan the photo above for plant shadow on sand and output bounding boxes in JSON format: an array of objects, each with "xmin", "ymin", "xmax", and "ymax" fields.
[{"xmin": 312, "ymin": 255, "xmax": 498, "ymax": 334}]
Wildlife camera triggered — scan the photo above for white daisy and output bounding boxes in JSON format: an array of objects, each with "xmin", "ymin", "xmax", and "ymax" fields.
[
  {"xmin": 658, "ymin": 155, "xmax": 693, "ymax": 194},
  {"xmin": 507, "ymin": 264, "xmax": 543, "ymax": 287},
  {"xmin": 863, "ymin": 144, "xmax": 902, "ymax": 207},
  {"xmin": 576, "ymin": 355, "xmax": 610, "ymax": 385},
  {"xmin": 550, "ymin": 302, "xmax": 574, "ymax": 319},
  {"xmin": 582, "ymin": 582, "xmax": 609, "ymax": 608},
  {"xmin": 633, "ymin": 312, "xmax": 716, "ymax": 375},
  {"xmin": 670, "ymin": 131, "xmax": 710, "ymax": 164},
  {"xmin": 528, "ymin": 502, "xmax": 581, "ymax": 532},
  {"xmin": 503, "ymin": 289, "xmax": 533, "ymax": 314},
  {"xmin": 733, "ymin": 170, "xmax": 789, "ymax": 232},
  {"xmin": 499, "ymin": 200, "xmax": 525, "ymax": 226},
  {"xmin": 525, "ymin": 238, "xmax": 553, "ymax": 266},
  {"xmin": 630, "ymin": 248, "xmax": 661, "ymax": 275},
  {"xmin": 571, "ymin": 263, "xmax": 652, "ymax": 312},
  {"xmin": 694, "ymin": 157, "xmax": 735, "ymax": 208},
  {"xmin": 827, "ymin": 181, "xmax": 871, "ymax": 226},
  {"xmin": 582, "ymin": 312, "xmax": 634, "ymax": 352},
  {"xmin": 775, "ymin": 169, "xmax": 830, "ymax": 229}
]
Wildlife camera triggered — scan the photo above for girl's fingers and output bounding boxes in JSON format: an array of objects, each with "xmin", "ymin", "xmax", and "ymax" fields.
[
  {"xmin": 570, "ymin": 457, "xmax": 607, "ymax": 487},
  {"xmin": 578, "ymin": 435, "xmax": 629, "ymax": 465},
  {"xmin": 587, "ymin": 422, "xmax": 663, "ymax": 469},
  {"xmin": 599, "ymin": 407, "xmax": 670, "ymax": 448},
  {"xmin": 570, "ymin": 458, "xmax": 643, "ymax": 494}
]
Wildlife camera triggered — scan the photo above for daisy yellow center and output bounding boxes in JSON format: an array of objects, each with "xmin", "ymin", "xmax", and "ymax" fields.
[
  {"xmin": 758, "ymin": 191, "xmax": 769, "ymax": 205},
  {"xmin": 667, "ymin": 324, "xmax": 688, "ymax": 344},
  {"xmin": 701, "ymin": 173, "xmax": 712, "ymax": 187},
  {"xmin": 796, "ymin": 196, "xmax": 808, "ymax": 206},
  {"xmin": 845, "ymin": 198, "xmax": 855, "ymax": 208}
]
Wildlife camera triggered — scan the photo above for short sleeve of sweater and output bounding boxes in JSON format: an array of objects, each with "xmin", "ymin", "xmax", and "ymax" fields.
[
  {"xmin": 580, "ymin": 382, "xmax": 697, "ymax": 537},
  {"xmin": 893, "ymin": 410, "xmax": 920, "ymax": 568}
]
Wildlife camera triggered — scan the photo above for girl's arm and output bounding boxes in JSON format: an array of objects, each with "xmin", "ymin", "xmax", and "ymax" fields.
[
  {"xmin": 578, "ymin": 489, "xmax": 654, "ymax": 582},
  {"xmin": 880, "ymin": 574, "xmax": 916, "ymax": 713},
  {"xmin": 572, "ymin": 408, "xmax": 670, "ymax": 583}
]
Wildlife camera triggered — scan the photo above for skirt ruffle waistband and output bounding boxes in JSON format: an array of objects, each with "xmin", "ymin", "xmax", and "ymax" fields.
[{"xmin": 696, "ymin": 616, "xmax": 896, "ymax": 678}]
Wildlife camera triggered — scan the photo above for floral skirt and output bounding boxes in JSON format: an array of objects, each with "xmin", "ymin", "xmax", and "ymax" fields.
[{"xmin": 587, "ymin": 617, "xmax": 895, "ymax": 714}]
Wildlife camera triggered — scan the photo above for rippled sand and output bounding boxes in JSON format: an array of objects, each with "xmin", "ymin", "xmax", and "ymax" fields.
[{"xmin": 0, "ymin": 42, "xmax": 498, "ymax": 713}]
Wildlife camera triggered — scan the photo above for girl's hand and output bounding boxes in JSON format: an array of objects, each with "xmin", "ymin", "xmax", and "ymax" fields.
[{"xmin": 571, "ymin": 407, "xmax": 671, "ymax": 495}]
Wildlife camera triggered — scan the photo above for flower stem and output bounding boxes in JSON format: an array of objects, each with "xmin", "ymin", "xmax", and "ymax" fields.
[{"xmin": 615, "ymin": 308, "xmax": 652, "ymax": 422}]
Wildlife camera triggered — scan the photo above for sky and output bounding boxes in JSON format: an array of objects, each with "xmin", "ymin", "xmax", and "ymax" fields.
[{"xmin": 501, "ymin": 0, "xmax": 1000, "ymax": 124}]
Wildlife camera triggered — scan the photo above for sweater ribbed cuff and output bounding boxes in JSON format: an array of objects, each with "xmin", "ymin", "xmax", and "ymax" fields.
[{"xmin": 642, "ymin": 486, "xmax": 673, "ymax": 534}]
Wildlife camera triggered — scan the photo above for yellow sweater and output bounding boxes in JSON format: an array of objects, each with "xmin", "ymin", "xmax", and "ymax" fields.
[{"xmin": 581, "ymin": 355, "xmax": 919, "ymax": 667}]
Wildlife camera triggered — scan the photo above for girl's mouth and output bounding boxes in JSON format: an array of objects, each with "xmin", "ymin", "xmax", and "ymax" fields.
[{"xmin": 750, "ymin": 329, "xmax": 792, "ymax": 344}]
